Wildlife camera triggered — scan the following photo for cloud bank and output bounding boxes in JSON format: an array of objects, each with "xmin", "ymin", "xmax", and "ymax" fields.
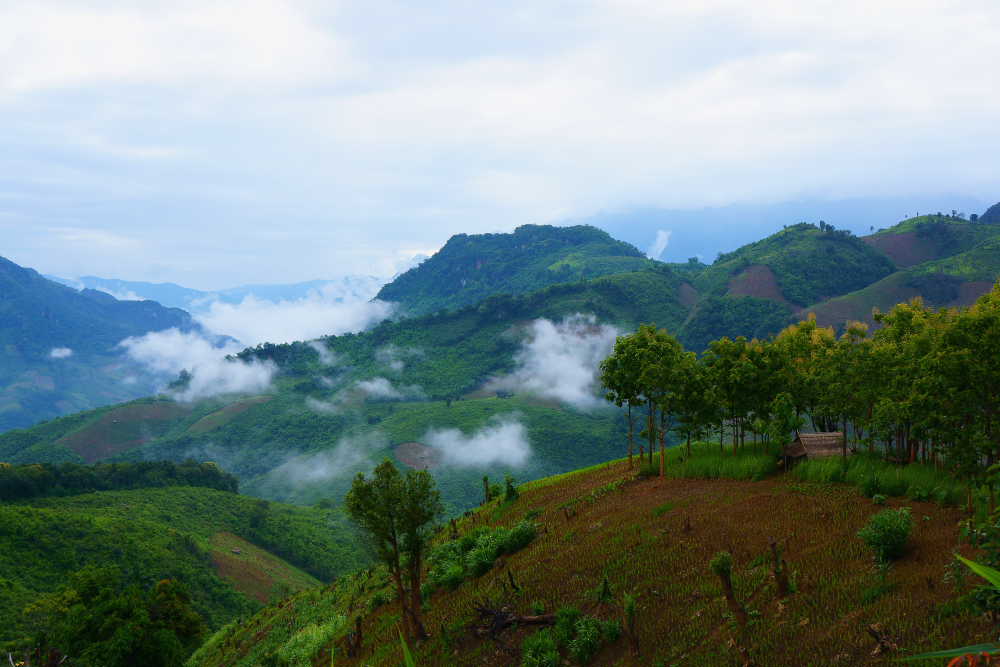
[
  {"xmin": 424, "ymin": 415, "xmax": 531, "ymax": 467},
  {"xmin": 193, "ymin": 286, "xmax": 394, "ymax": 347},
  {"xmin": 119, "ymin": 328, "xmax": 275, "ymax": 401},
  {"xmin": 49, "ymin": 347, "xmax": 73, "ymax": 359},
  {"xmin": 488, "ymin": 314, "xmax": 619, "ymax": 410}
]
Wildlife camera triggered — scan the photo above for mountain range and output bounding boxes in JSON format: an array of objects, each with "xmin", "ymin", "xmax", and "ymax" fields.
[{"xmin": 3, "ymin": 203, "xmax": 999, "ymax": 513}]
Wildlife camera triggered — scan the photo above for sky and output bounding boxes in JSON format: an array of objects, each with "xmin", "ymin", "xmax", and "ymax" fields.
[{"xmin": 2, "ymin": 0, "xmax": 999, "ymax": 288}]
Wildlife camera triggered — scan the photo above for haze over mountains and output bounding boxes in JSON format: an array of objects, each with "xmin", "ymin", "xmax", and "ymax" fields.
[{"xmin": 4, "ymin": 201, "xmax": 999, "ymax": 510}]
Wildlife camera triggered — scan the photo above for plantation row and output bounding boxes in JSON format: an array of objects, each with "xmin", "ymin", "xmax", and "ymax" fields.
[{"xmin": 600, "ymin": 281, "xmax": 1000, "ymax": 483}]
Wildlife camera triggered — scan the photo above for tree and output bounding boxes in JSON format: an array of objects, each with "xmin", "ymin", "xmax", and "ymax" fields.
[{"xmin": 345, "ymin": 460, "xmax": 443, "ymax": 641}]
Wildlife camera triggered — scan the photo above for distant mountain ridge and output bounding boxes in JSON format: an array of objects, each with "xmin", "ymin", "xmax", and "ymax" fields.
[
  {"xmin": 0, "ymin": 256, "xmax": 200, "ymax": 431},
  {"xmin": 47, "ymin": 274, "xmax": 386, "ymax": 312}
]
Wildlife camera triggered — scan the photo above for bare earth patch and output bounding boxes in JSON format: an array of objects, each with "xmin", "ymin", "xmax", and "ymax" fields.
[
  {"xmin": 187, "ymin": 396, "xmax": 272, "ymax": 435},
  {"xmin": 395, "ymin": 442, "xmax": 442, "ymax": 470},
  {"xmin": 677, "ymin": 282, "xmax": 699, "ymax": 308},
  {"xmin": 728, "ymin": 264, "xmax": 792, "ymax": 305},
  {"xmin": 210, "ymin": 531, "xmax": 321, "ymax": 603},
  {"xmin": 56, "ymin": 401, "xmax": 191, "ymax": 462},
  {"xmin": 863, "ymin": 232, "xmax": 934, "ymax": 268}
]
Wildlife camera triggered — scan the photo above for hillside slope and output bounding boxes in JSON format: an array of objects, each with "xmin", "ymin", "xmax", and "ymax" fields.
[
  {"xmin": 376, "ymin": 224, "xmax": 654, "ymax": 316},
  {"xmin": 0, "ymin": 255, "xmax": 200, "ymax": 431},
  {"xmin": 189, "ymin": 460, "xmax": 988, "ymax": 666},
  {"xmin": 807, "ymin": 224, "xmax": 1000, "ymax": 328},
  {"xmin": 0, "ymin": 484, "xmax": 364, "ymax": 646},
  {"xmin": 0, "ymin": 267, "xmax": 694, "ymax": 509}
]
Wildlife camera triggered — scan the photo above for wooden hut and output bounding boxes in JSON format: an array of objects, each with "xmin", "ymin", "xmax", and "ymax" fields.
[{"xmin": 784, "ymin": 432, "xmax": 846, "ymax": 466}]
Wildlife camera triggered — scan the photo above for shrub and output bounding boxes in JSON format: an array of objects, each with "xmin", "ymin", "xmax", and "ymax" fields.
[
  {"xmin": 872, "ymin": 494, "xmax": 887, "ymax": 506},
  {"xmin": 521, "ymin": 628, "xmax": 559, "ymax": 667},
  {"xmin": 858, "ymin": 508, "xmax": 913, "ymax": 562},
  {"xmin": 554, "ymin": 606, "xmax": 582, "ymax": 644},
  {"xmin": 274, "ymin": 617, "xmax": 345, "ymax": 667},
  {"xmin": 567, "ymin": 616, "xmax": 603, "ymax": 663}
]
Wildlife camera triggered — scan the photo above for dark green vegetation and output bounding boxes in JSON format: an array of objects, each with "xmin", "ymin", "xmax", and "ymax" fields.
[
  {"xmin": 375, "ymin": 224, "xmax": 653, "ymax": 316},
  {"xmin": 0, "ymin": 460, "xmax": 238, "ymax": 500},
  {"xmin": 0, "ymin": 255, "xmax": 198, "ymax": 431},
  {"xmin": 5, "ymin": 209, "xmax": 1000, "ymax": 513},
  {"xmin": 0, "ymin": 484, "xmax": 365, "ymax": 657},
  {"xmin": 188, "ymin": 460, "xmax": 991, "ymax": 666}
]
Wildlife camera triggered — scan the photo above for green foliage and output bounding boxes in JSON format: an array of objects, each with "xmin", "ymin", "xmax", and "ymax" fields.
[
  {"xmin": 274, "ymin": 618, "xmax": 345, "ymax": 666},
  {"xmin": 0, "ymin": 460, "xmax": 239, "ymax": 501},
  {"xmin": 426, "ymin": 521, "xmax": 536, "ymax": 591},
  {"xmin": 375, "ymin": 224, "xmax": 651, "ymax": 316},
  {"xmin": 521, "ymin": 628, "xmax": 559, "ymax": 667},
  {"xmin": 793, "ymin": 455, "xmax": 963, "ymax": 506},
  {"xmin": 701, "ymin": 223, "xmax": 895, "ymax": 307},
  {"xmin": 0, "ymin": 486, "xmax": 363, "ymax": 645},
  {"xmin": 710, "ymin": 551, "xmax": 733, "ymax": 578},
  {"xmin": 641, "ymin": 445, "xmax": 778, "ymax": 482},
  {"xmin": 21, "ymin": 566, "xmax": 206, "ymax": 667},
  {"xmin": 858, "ymin": 508, "xmax": 914, "ymax": 562},
  {"xmin": 680, "ymin": 295, "xmax": 792, "ymax": 353}
]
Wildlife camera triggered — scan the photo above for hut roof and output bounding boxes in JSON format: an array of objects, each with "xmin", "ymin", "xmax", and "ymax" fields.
[{"xmin": 785, "ymin": 432, "xmax": 844, "ymax": 459}]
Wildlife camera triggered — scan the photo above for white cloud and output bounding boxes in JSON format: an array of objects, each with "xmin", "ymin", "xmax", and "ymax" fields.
[
  {"xmin": 424, "ymin": 415, "xmax": 531, "ymax": 467},
  {"xmin": 487, "ymin": 314, "xmax": 619, "ymax": 410},
  {"xmin": 49, "ymin": 347, "xmax": 73, "ymax": 359},
  {"xmin": 119, "ymin": 328, "xmax": 275, "ymax": 401},
  {"xmin": 266, "ymin": 431, "xmax": 387, "ymax": 484},
  {"xmin": 3, "ymin": 1, "xmax": 1000, "ymax": 285},
  {"xmin": 646, "ymin": 229, "xmax": 671, "ymax": 260},
  {"xmin": 193, "ymin": 288, "xmax": 395, "ymax": 346}
]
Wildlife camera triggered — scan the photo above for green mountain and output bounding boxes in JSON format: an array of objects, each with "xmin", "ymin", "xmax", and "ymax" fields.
[
  {"xmin": 375, "ymin": 224, "xmax": 654, "ymax": 315},
  {"xmin": 0, "ymin": 476, "xmax": 364, "ymax": 649},
  {"xmin": 0, "ymin": 265, "xmax": 693, "ymax": 510},
  {"xmin": 0, "ymin": 256, "xmax": 199, "ymax": 431},
  {"xmin": 806, "ymin": 213, "xmax": 1000, "ymax": 328},
  {"xmin": 671, "ymin": 222, "xmax": 895, "ymax": 351}
]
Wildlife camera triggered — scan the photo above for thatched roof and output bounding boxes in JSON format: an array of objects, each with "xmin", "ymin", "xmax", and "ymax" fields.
[{"xmin": 785, "ymin": 432, "xmax": 845, "ymax": 459}]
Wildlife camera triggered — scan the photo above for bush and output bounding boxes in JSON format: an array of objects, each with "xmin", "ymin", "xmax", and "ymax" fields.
[
  {"xmin": 568, "ymin": 616, "xmax": 603, "ymax": 664},
  {"xmin": 426, "ymin": 521, "xmax": 537, "ymax": 591},
  {"xmin": 858, "ymin": 508, "xmax": 913, "ymax": 562},
  {"xmin": 872, "ymin": 494, "xmax": 887, "ymax": 506},
  {"xmin": 521, "ymin": 628, "xmax": 559, "ymax": 667},
  {"xmin": 554, "ymin": 606, "xmax": 582, "ymax": 644}
]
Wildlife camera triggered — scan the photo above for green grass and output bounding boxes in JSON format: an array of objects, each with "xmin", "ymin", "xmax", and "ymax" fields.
[
  {"xmin": 639, "ymin": 442, "xmax": 780, "ymax": 481},
  {"xmin": 792, "ymin": 454, "xmax": 965, "ymax": 505}
]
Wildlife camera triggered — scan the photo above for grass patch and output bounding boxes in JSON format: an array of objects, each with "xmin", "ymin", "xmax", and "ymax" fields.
[
  {"xmin": 792, "ymin": 454, "xmax": 964, "ymax": 505},
  {"xmin": 638, "ymin": 443, "xmax": 778, "ymax": 481}
]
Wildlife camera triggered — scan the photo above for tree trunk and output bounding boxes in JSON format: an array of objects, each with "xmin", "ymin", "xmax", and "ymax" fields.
[
  {"xmin": 391, "ymin": 568, "xmax": 411, "ymax": 640},
  {"xmin": 408, "ymin": 553, "xmax": 427, "ymax": 640},
  {"xmin": 627, "ymin": 404, "xmax": 634, "ymax": 469},
  {"xmin": 770, "ymin": 539, "xmax": 790, "ymax": 598}
]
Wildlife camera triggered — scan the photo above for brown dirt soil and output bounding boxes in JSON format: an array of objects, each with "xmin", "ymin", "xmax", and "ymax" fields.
[
  {"xmin": 339, "ymin": 462, "xmax": 990, "ymax": 666},
  {"xmin": 56, "ymin": 401, "xmax": 191, "ymax": 462},
  {"xmin": 210, "ymin": 532, "xmax": 320, "ymax": 603},
  {"xmin": 863, "ymin": 233, "xmax": 935, "ymax": 268},
  {"xmin": 727, "ymin": 264, "xmax": 792, "ymax": 305},
  {"xmin": 395, "ymin": 442, "xmax": 442, "ymax": 470},
  {"xmin": 678, "ymin": 282, "xmax": 699, "ymax": 308},
  {"xmin": 187, "ymin": 396, "xmax": 272, "ymax": 435}
]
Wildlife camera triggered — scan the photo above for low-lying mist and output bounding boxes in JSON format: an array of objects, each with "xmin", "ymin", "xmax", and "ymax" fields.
[{"xmin": 488, "ymin": 314, "xmax": 619, "ymax": 410}]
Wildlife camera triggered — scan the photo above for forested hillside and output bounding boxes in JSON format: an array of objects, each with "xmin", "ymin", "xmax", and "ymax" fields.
[
  {"xmin": 376, "ymin": 224, "xmax": 654, "ymax": 315},
  {"xmin": 0, "ymin": 256, "xmax": 200, "ymax": 431},
  {"xmin": 0, "ymin": 479, "xmax": 364, "ymax": 658}
]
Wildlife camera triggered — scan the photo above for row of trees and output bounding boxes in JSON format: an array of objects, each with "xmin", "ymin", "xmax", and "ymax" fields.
[
  {"xmin": 0, "ymin": 460, "xmax": 238, "ymax": 501},
  {"xmin": 600, "ymin": 283, "xmax": 1000, "ymax": 479}
]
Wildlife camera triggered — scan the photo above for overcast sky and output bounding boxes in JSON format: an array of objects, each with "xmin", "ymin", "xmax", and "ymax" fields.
[{"xmin": 2, "ymin": 0, "xmax": 998, "ymax": 288}]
